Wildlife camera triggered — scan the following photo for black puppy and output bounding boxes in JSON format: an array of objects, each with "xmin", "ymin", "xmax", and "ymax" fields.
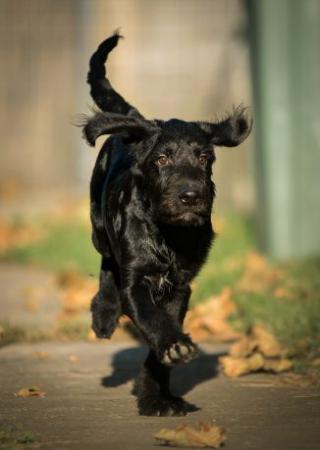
[{"xmin": 82, "ymin": 32, "xmax": 251, "ymax": 416}]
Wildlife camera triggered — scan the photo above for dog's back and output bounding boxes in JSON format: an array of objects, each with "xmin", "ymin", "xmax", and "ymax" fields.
[{"xmin": 90, "ymin": 136, "xmax": 133, "ymax": 255}]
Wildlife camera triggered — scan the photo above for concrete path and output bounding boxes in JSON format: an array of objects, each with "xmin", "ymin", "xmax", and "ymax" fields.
[
  {"xmin": 0, "ymin": 341, "xmax": 319, "ymax": 450},
  {"xmin": 0, "ymin": 264, "xmax": 62, "ymax": 331}
]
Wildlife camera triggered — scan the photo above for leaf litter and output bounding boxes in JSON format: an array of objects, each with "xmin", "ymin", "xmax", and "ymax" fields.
[
  {"xmin": 236, "ymin": 252, "xmax": 284, "ymax": 295},
  {"xmin": 15, "ymin": 386, "xmax": 46, "ymax": 398},
  {"xmin": 219, "ymin": 325, "xmax": 293, "ymax": 377},
  {"xmin": 184, "ymin": 288, "xmax": 242, "ymax": 342},
  {"xmin": 154, "ymin": 421, "xmax": 226, "ymax": 448}
]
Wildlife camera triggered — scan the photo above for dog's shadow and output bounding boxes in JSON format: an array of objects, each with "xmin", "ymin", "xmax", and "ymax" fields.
[{"xmin": 101, "ymin": 346, "xmax": 224, "ymax": 396}]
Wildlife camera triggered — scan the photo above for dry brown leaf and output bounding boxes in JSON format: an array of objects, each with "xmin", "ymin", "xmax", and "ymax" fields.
[
  {"xmin": 223, "ymin": 255, "xmax": 244, "ymax": 271},
  {"xmin": 0, "ymin": 219, "xmax": 44, "ymax": 254},
  {"xmin": 68, "ymin": 354, "xmax": 79, "ymax": 363},
  {"xmin": 0, "ymin": 324, "xmax": 4, "ymax": 340},
  {"xmin": 33, "ymin": 351, "xmax": 49, "ymax": 360},
  {"xmin": 184, "ymin": 288, "xmax": 241, "ymax": 342},
  {"xmin": 252, "ymin": 325, "xmax": 284, "ymax": 357},
  {"xmin": 311, "ymin": 357, "xmax": 320, "ymax": 367},
  {"xmin": 221, "ymin": 324, "xmax": 293, "ymax": 377},
  {"xmin": 154, "ymin": 422, "xmax": 226, "ymax": 448},
  {"xmin": 212, "ymin": 215, "xmax": 226, "ymax": 234},
  {"xmin": 229, "ymin": 335, "xmax": 258, "ymax": 357},
  {"xmin": 229, "ymin": 325, "xmax": 285, "ymax": 361},
  {"xmin": 15, "ymin": 386, "xmax": 46, "ymax": 398},
  {"xmin": 263, "ymin": 358, "xmax": 293, "ymax": 373},
  {"xmin": 87, "ymin": 329, "xmax": 98, "ymax": 341},
  {"xmin": 0, "ymin": 178, "xmax": 20, "ymax": 201},
  {"xmin": 237, "ymin": 251, "xmax": 282, "ymax": 294},
  {"xmin": 219, "ymin": 353, "xmax": 265, "ymax": 377},
  {"xmin": 273, "ymin": 287, "xmax": 290, "ymax": 299},
  {"xmin": 24, "ymin": 298, "xmax": 40, "ymax": 312}
]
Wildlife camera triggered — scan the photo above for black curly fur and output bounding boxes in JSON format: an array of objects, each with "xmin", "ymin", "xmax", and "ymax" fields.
[{"xmin": 82, "ymin": 33, "xmax": 252, "ymax": 416}]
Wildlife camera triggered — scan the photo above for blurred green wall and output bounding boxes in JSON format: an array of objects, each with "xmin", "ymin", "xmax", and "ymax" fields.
[{"xmin": 248, "ymin": 0, "xmax": 320, "ymax": 259}]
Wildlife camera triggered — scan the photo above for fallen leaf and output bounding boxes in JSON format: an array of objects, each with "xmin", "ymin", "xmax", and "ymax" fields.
[
  {"xmin": 185, "ymin": 288, "xmax": 241, "ymax": 342},
  {"xmin": 33, "ymin": 351, "xmax": 49, "ymax": 360},
  {"xmin": 68, "ymin": 354, "xmax": 79, "ymax": 363},
  {"xmin": 15, "ymin": 386, "xmax": 46, "ymax": 398},
  {"xmin": 154, "ymin": 422, "xmax": 226, "ymax": 448},
  {"xmin": 212, "ymin": 215, "xmax": 226, "ymax": 234},
  {"xmin": 0, "ymin": 178, "xmax": 20, "ymax": 201},
  {"xmin": 273, "ymin": 287, "xmax": 290, "ymax": 299},
  {"xmin": 0, "ymin": 218, "xmax": 44, "ymax": 254},
  {"xmin": 221, "ymin": 324, "xmax": 293, "ymax": 377},
  {"xmin": 263, "ymin": 358, "xmax": 293, "ymax": 373},
  {"xmin": 24, "ymin": 299, "xmax": 40, "ymax": 312},
  {"xmin": 229, "ymin": 335, "xmax": 258, "ymax": 357},
  {"xmin": 87, "ymin": 329, "xmax": 97, "ymax": 341},
  {"xmin": 219, "ymin": 353, "xmax": 265, "ymax": 377},
  {"xmin": 237, "ymin": 252, "xmax": 282, "ymax": 294},
  {"xmin": 311, "ymin": 357, "xmax": 320, "ymax": 367},
  {"xmin": 252, "ymin": 325, "xmax": 284, "ymax": 357},
  {"xmin": 229, "ymin": 325, "xmax": 285, "ymax": 359}
]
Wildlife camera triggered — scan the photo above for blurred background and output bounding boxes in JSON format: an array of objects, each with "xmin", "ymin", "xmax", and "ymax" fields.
[{"xmin": 0, "ymin": 0, "xmax": 319, "ymax": 372}]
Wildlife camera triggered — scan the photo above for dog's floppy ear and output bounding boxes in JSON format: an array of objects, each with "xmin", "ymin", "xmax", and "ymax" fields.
[
  {"xmin": 197, "ymin": 106, "xmax": 252, "ymax": 147},
  {"xmin": 82, "ymin": 111, "xmax": 159, "ymax": 146}
]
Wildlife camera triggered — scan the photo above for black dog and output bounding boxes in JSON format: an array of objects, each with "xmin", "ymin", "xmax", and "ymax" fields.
[{"xmin": 81, "ymin": 32, "xmax": 251, "ymax": 416}]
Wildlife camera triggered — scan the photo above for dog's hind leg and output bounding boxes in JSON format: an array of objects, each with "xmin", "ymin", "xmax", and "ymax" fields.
[{"xmin": 91, "ymin": 256, "xmax": 121, "ymax": 339}]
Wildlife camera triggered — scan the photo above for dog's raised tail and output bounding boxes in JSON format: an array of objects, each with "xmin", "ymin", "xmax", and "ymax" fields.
[{"xmin": 87, "ymin": 31, "xmax": 143, "ymax": 118}]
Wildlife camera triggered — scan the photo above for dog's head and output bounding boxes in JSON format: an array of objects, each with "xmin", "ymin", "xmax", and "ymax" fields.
[{"xmin": 83, "ymin": 107, "xmax": 252, "ymax": 226}]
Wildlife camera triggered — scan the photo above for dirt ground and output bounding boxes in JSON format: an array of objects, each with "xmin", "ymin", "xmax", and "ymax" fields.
[
  {"xmin": 0, "ymin": 341, "xmax": 320, "ymax": 450},
  {"xmin": 1, "ymin": 263, "xmax": 320, "ymax": 449}
]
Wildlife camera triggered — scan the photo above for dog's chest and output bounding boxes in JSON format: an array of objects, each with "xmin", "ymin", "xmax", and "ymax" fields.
[{"xmin": 142, "ymin": 236, "xmax": 200, "ymax": 299}]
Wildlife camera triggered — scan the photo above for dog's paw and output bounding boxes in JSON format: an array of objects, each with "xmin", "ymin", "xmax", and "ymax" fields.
[
  {"xmin": 138, "ymin": 395, "xmax": 195, "ymax": 417},
  {"xmin": 91, "ymin": 307, "xmax": 119, "ymax": 339},
  {"xmin": 160, "ymin": 335, "xmax": 199, "ymax": 366}
]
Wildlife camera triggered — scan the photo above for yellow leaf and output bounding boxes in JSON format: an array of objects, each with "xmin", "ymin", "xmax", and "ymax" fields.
[
  {"xmin": 263, "ymin": 358, "xmax": 293, "ymax": 373},
  {"xmin": 33, "ymin": 351, "xmax": 49, "ymax": 360},
  {"xmin": 68, "ymin": 354, "xmax": 79, "ymax": 363},
  {"xmin": 15, "ymin": 386, "xmax": 46, "ymax": 398},
  {"xmin": 252, "ymin": 325, "xmax": 284, "ymax": 357},
  {"xmin": 229, "ymin": 336, "xmax": 258, "ymax": 357},
  {"xmin": 219, "ymin": 353, "xmax": 265, "ymax": 377},
  {"xmin": 154, "ymin": 422, "xmax": 226, "ymax": 448}
]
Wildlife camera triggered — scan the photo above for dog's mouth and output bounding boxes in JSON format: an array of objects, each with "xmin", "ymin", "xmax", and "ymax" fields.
[
  {"xmin": 159, "ymin": 210, "xmax": 210, "ymax": 227},
  {"xmin": 155, "ymin": 193, "xmax": 213, "ymax": 227}
]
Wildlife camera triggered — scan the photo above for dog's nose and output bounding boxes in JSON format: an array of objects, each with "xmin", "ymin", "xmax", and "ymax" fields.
[{"xmin": 179, "ymin": 189, "xmax": 199, "ymax": 205}]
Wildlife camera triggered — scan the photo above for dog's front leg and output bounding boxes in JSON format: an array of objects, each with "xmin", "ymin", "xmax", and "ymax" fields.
[
  {"xmin": 129, "ymin": 282, "xmax": 198, "ymax": 416},
  {"xmin": 134, "ymin": 349, "xmax": 196, "ymax": 416},
  {"xmin": 124, "ymin": 277, "xmax": 198, "ymax": 366}
]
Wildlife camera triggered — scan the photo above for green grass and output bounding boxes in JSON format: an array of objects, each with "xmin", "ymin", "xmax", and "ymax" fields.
[
  {"xmin": 3, "ymin": 220, "xmax": 100, "ymax": 276},
  {"xmin": 0, "ymin": 425, "xmax": 40, "ymax": 448},
  {"xmin": 2, "ymin": 213, "xmax": 320, "ymax": 368},
  {"xmin": 193, "ymin": 216, "xmax": 320, "ymax": 366},
  {"xmin": 0, "ymin": 321, "xmax": 50, "ymax": 348}
]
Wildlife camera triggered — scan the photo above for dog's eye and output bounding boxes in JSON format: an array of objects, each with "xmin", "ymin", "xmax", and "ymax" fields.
[
  {"xmin": 156, "ymin": 155, "xmax": 169, "ymax": 167},
  {"xmin": 199, "ymin": 153, "xmax": 208, "ymax": 164}
]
